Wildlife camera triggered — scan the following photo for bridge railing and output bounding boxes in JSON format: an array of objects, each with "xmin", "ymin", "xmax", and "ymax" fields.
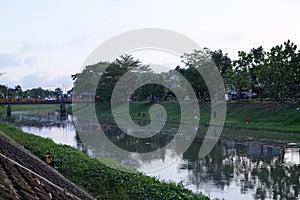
[
  {"xmin": 0, "ymin": 97, "xmax": 73, "ymax": 103},
  {"xmin": 0, "ymin": 97, "xmax": 95, "ymax": 104}
]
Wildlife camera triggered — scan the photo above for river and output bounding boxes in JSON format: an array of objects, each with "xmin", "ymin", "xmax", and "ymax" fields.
[{"xmin": 4, "ymin": 110, "xmax": 300, "ymax": 200}]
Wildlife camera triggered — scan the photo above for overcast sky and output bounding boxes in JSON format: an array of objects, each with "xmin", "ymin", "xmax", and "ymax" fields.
[{"xmin": 1, "ymin": 0, "xmax": 300, "ymax": 90}]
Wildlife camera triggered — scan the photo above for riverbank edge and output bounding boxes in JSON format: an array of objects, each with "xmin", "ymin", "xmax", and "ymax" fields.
[{"xmin": 0, "ymin": 122, "xmax": 210, "ymax": 200}]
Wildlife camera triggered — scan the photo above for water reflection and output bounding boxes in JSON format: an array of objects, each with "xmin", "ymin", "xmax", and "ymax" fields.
[
  {"xmin": 4, "ymin": 111, "xmax": 300, "ymax": 200},
  {"xmin": 180, "ymin": 139, "xmax": 300, "ymax": 199},
  {"xmin": 7, "ymin": 111, "xmax": 78, "ymax": 147},
  {"xmin": 283, "ymin": 147, "xmax": 300, "ymax": 165},
  {"xmin": 78, "ymin": 124, "xmax": 300, "ymax": 200}
]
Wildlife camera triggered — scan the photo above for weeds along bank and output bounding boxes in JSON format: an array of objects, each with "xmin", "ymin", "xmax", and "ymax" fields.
[{"xmin": 0, "ymin": 123, "xmax": 209, "ymax": 200}]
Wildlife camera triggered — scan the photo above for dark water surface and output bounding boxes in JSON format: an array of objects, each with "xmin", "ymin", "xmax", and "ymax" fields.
[{"xmin": 5, "ymin": 110, "xmax": 300, "ymax": 200}]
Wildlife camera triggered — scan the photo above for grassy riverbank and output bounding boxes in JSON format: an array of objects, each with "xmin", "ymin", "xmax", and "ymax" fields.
[
  {"xmin": 0, "ymin": 104, "xmax": 72, "ymax": 115},
  {"xmin": 225, "ymin": 101, "xmax": 300, "ymax": 132},
  {"xmin": 1, "ymin": 100, "xmax": 299, "ymax": 136},
  {"xmin": 0, "ymin": 123, "xmax": 209, "ymax": 200},
  {"xmin": 2, "ymin": 101, "xmax": 299, "ymax": 134},
  {"xmin": 93, "ymin": 100, "xmax": 300, "ymax": 133}
]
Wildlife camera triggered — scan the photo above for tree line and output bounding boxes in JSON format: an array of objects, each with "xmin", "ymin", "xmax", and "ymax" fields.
[
  {"xmin": 0, "ymin": 85, "xmax": 69, "ymax": 99},
  {"xmin": 224, "ymin": 40, "xmax": 299, "ymax": 102},
  {"xmin": 72, "ymin": 40, "xmax": 300, "ymax": 103}
]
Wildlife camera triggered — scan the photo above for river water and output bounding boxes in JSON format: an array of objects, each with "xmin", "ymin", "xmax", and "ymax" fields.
[{"xmin": 4, "ymin": 110, "xmax": 300, "ymax": 200}]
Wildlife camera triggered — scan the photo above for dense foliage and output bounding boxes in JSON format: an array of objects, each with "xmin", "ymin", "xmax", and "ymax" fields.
[
  {"xmin": 0, "ymin": 85, "xmax": 68, "ymax": 99},
  {"xmin": 72, "ymin": 40, "xmax": 300, "ymax": 103},
  {"xmin": 224, "ymin": 40, "xmax": 300, "ymax": 102}
]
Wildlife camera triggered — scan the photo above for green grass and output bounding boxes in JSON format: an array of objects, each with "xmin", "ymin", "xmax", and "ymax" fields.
[
  {"xmin": 94, "ymin": 100, "xmax": 300, "ymax": 133},
  {"xmin": 221, "ymin": 127, "xmax": 300, "ymax": 143},
  {"xmin": 97, "ymin": 158, "xmax": 136, "ymax": 173},
  {"xmin": 225, "ymin": 101, "xmax": 300, "ymax": 133},
  {"xmin": 0, "ymin": 104, "xmax": 72, "ymax": 115},
  {"xmin": 0, "ymin": 105, "xmax": 6, "ymax": 114},
  {"xmin": 2, "ymin": 100, "xmax": 300, "ymax": 138},
  {"xmin": 0, "ymin": 123, "xmax": 209, "ymax": 200},
  {"xmin": 95, "ymin": 101, "xmax": 195, "ymax": 126}
]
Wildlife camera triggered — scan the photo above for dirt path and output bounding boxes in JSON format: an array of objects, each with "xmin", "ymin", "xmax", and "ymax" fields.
[{"xmin": 0, "ymin": 131, "xmax": 96, "ymax": 200}]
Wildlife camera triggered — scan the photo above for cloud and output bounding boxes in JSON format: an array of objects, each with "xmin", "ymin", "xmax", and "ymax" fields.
[
  {"xmin": 18, "ymin": 73, "xmax": 73, "ymax": 90},
  {"xmin": 23, "ymin": 56, "xmax": 37, "ymax": 66},
  {"xmin": 222, "ymin": 33, "xmax": 244, "ymax": 43},
  {"xmin": 0, "ymin": 53, "xmax": 37, "ymax": 68},
  {"xmin": 149, "ymin": 63, "xmax": 180, "ymax": 73},
  {"xmin": 20, "ymin": 43, "xmax": 53, "ymax": 53},
  {"xmin": 0, "ymin": 54, "xmax": 22, "ymax": 67}
]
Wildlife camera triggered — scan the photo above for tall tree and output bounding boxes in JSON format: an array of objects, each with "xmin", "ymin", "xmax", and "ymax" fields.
[
  {"xmin": 227, "ymin": 47, "xmax": 266, "ymax": 102},
  {"xmin": 0, "ymin": 84, "xmax": 7, "ymax": 98},
  {"xmin": 180, "ymin": 48, "xmax": 218, "ymax": 101},
  {"xmin": 264, "ymin": 40, "xmax": 299, "ymax": 101},
  {"xmin": 95, "ymin": 55, "xmax": 151, "ymax": 102},
  {"xmin": 231, "ymin": 51, "xmax": 252, "ymax": 100},
  {"xmin": 175, "ymin": 65, "xmax": 208, "ymax": 101},
  {"xmin": 211, "ymin": 49, "xmax": 232, "ymax": 77},
  {"xmin": 115, "ymin": 54, "xmax": 151, "ymax": 72},
  {"xmin": 249, "ymin": 46, "xmax": 266, "ymax": 102}
]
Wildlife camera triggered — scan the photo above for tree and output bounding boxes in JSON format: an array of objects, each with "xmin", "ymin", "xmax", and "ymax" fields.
[
  {"xmin": 115, "ymin": 54, "xmax": 151, "ymax": 72},
  {"xmin": 180, "ymin": 48, "xmax": 227, "ymax": 101},
  {"xmin": 14, "ymin": 85, "xmax": 22, "ymax": 97},
  {"xmin": 211, "ymin": 49, "xmax": 232, "ymax": 77},
  {"xmin": 264, "ymin": 40, "xmax": 299, "ymax": 101},
  {"xmin": 73, "ymin": 62, "xmax": 110, "ymax": 95},
  {"xmin": 54, "ymin": 87, "xmax": 63, "ymax": 98},
  {"xmin": 0, "ymin": 85, "xmax": 7, "ymax": 98},
  {"xmin": 96, "ymin": 63, "xmax": 128, "ymax": 102},
  {"xmin": 134, "ymin": 73, "xmax": 166, "ymax": 101},
  {"xmin": 231, "ymin": 51, "xmax": 252, "ymax": 100},
  {"xmin": 230, "ymin": 47, "xmax": 266, "ymax": 101},
  {"xmin": 95, "ymin": 55, "xmax": 151, "ymax": 102},
  {"xmin": 249, "ymin": 46, "xmax": 266, "ymax": 102}
]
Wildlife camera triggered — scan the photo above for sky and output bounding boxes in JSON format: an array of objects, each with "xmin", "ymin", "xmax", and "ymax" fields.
[{"xmin": 0, "ymin": 0, "xmax": 300, "ymax": 91}]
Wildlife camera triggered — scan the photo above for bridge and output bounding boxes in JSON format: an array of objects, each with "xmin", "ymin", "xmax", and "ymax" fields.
[
  {"xmin": 0, "ymin": 100, "xmax": 73, "ymax": 105},
  {"xmin": 0, "ymin": 98, "xmax": 94, "ymax": 118},
  {"xmin": 0, "ymin": 98, "xmax": 73, "ymax": 105}
]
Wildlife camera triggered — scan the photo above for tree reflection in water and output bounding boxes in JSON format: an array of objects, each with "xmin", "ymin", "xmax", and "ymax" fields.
[
  {"xmin": 181, "ymin": 139, "xmax": 300, "ymax": 199},
  {"xmin": 74, "ymin": 119, "xmax": 300, "ymax": 199}
]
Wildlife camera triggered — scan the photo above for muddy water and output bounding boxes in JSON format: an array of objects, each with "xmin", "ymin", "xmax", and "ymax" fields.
[{"xmin": 4, "ymin": 110, "xmax": 300, "ymax": 200}]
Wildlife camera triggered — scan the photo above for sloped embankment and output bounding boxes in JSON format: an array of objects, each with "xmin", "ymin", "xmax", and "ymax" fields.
[{"xmin": 0, "ymin": 131, "xmax": 95, "ymax": 200}]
